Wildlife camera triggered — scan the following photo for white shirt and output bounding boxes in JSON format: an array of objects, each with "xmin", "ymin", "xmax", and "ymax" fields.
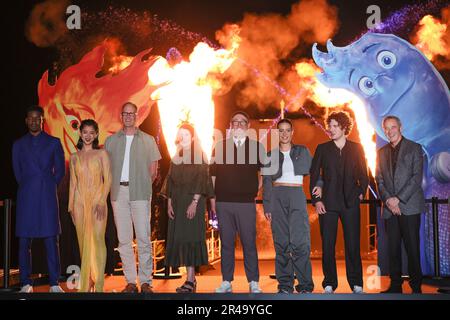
[
  {"xmin": 120, "ymin": 135, "xmax": 134, "ymax": 182},
  {"xmin": 275, "ymin": 150, "xmax": 303, "ymax": 185},
  {"xmin": 233, "ymin": 136, "xmax": 246, "ymax": 148}
]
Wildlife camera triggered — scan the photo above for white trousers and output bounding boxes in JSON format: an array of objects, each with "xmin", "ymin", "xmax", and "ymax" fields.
[{"xmin": 112, "ymin": 186, "xmax": 152, "ymax": 285}]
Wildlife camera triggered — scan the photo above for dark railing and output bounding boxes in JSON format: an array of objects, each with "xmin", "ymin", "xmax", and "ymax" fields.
[
  {"xmin": 256, "ymin": 197, "xmax": 449, "ymax": 279},
  {"xmin": 1, "ymin": 197, "xmax": 448, "ymax": 291},
  {"xmin": 0, "ymin": 199, "xmax": 13, "ymax": 292},
  {"xmin": 427, "ymin": 197, "xmax": 448, "ymax": 279}
]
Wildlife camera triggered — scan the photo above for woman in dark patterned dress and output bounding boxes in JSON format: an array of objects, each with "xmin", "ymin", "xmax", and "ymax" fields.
[{"xmin": 163, "ymin": 123, "xmax": 214, "ymax": 293}]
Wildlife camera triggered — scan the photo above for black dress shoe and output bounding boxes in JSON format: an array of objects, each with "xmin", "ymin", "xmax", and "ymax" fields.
[
  {"xmin": 381, "ymin": 287, "xmax": 403, "ymax": 293},
  {"xmin": 380, "ymin": 287, "xmax": 403, "ymax": 293},
  {"xmin": 295, "ymin": 284, "xmax": 313, "ymax": 294},
  {"xmin": 277, "ymin": 289, "xmax": 291, "ymax": 294},
  {"xmin": 121, "ymin": 283, "xmax": 138, "ymax": 293}
]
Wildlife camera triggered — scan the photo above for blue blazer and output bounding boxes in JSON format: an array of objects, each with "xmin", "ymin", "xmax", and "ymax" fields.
[{"xmin": 12, "ymin": 132, "xmax": 65, "ymax": 237}]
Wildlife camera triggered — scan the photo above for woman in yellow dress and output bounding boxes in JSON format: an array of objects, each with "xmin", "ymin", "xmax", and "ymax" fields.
[{"xmin": 69, "ymin": 119, "xmax": 112, "ymax": 292}]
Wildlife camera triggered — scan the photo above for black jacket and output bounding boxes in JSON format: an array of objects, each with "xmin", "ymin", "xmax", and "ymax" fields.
[{"xmin": 310, "ymin": 140, "xmax": 369, "ymax": 210}]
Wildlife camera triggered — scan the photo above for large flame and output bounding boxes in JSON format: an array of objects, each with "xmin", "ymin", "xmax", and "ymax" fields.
[
  {"xmin": 295, "ymin": 60, "xmax": 377, "ymax": 174},
  {"xmin": 148, "ymin": 33, "xmax": 240, "ymax": 159},
  {"xmin": 108, "ymin": 55, "xmax": 133, "ymax": 74},
  {"xmin": 39, "ymin": 44, "xmax": 159, "ymax": 160},
  {"xmin": 413, "ymin": 15, "xmax": 448, "ymax": 61}
]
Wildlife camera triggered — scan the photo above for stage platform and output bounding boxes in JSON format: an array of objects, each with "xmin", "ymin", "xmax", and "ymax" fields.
[
  {"xmin": 1, "ymin": 292, "xmax": 449, "ymax": 301},
  {"xmin": 1, "ymin": 259, "xmax": 448, "ymax": 299}
]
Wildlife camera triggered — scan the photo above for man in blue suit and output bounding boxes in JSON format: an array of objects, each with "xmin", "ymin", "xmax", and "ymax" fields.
[{"xmin": 12, "ymin": 105, "xmax": 66, "ymax": 293}]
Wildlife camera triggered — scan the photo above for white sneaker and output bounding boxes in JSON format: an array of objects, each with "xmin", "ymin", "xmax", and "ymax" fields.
[
  {"xmin": 353, "ymin": 285, "xmax": 364, "ymax": 294},
  {"xmin": 49, "ymin": 285, "xmax": 65, "ymax": 293},
  {"xmin": 215, "ymin": 281, "xmax": 232, "ymax": 293},
  {"xmin": 19, "ymin": 284, "xmax": 33, "ymax": 293},
  {"xmin": 323, "ymin": 285, "xmax": 334, "ymax": 294},
  {"xmin": 249, "ymin": 281, "xmax": 262, "ymax": 293}
]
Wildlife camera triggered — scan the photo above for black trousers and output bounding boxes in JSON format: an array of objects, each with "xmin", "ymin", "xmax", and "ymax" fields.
[
  {"xmin": 319, "ymin": 205, "xmax": 363, "ymax": 290},
  {"xmin": 386, "ymin": 213, "xmax": 422, "ymax": 291}
]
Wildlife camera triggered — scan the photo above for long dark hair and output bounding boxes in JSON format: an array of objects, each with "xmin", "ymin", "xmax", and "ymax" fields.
[{"xmin": 76, "ymin": 119, "xmax": 100, "ymax": 150}]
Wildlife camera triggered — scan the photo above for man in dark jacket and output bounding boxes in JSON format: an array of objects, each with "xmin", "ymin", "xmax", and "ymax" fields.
[
  {"xmin": 375, "ymin": 115, "xmax": 425, "ymax": 294},
  {"xmin": 310, "ymin": 111, "xmax": 368, "ymax": 294},
  {"xmin": 12, "ymin": 105, "xmax": 66, "ymax": 293}
]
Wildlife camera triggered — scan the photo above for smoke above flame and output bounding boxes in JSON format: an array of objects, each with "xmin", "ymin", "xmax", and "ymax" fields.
[
  {"xmin": 411, "ymin": 6, "xmax": 450, "ymax": 70},
  {"xmin": 216, "ymin": 0, "xmax": 339, "ymax": 110},
  {"xmin": 25, "ymin": 0, "xmax": 70, "ymax": 47}
]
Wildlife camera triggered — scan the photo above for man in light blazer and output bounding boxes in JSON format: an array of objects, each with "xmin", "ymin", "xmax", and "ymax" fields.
[{"xmin": 375, "ymin": 115, "xmax": 425, "ymax": 294}]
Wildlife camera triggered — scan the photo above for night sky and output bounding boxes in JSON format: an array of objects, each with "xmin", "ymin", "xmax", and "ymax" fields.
[{"xmin": 2, "ymin": 0, "xmax": 449, "ymax": 198}]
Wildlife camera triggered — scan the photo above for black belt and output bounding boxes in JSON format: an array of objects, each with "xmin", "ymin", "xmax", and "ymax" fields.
[{"xmin": 120, "ymin": 181, "xmax": 129, "ymax": 186}]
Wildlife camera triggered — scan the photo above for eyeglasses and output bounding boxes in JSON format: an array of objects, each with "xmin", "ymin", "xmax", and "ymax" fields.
[
  {"xmin": 121, "ymin": 112, "xmax": 137, "ymax": 117},
  {"xmin": 231, "ymin": 120, "xmax": 248, "ymax": 127}
]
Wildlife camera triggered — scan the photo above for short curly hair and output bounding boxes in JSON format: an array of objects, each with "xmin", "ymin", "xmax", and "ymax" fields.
[
  {"xmin": 26, "ymin": 105, "xmax": 44, "ymax": 117},
  {"xmin": 326, "ymin": 111, "xmax": 353, "ymax": 135}
]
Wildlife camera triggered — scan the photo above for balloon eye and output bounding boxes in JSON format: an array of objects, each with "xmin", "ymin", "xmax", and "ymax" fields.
[
  {"xmin": 66, "ymin": 115, "xmax": 80, "ymax": 130},
  {"xmin": 377, "ymin": 50, "xmax": 396, "ymax": 69},
  {"xmin": 358, "ymin": 76, "xmax": 376, "ymax": 96}
]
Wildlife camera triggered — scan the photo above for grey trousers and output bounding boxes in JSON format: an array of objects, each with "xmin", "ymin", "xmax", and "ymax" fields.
[
  {"xmin": 216, "ymin": 202, "xmax": 259, "ymax": 282},
  {"xmin": 270, "ymin": 186, "xmax": 313, "ymax": 292}
]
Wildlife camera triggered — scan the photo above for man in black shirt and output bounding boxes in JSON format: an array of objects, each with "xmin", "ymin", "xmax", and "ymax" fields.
[
  {"xmin": 210, "ymin": 111, "xmax": 266, "ymax": 293},
  {"xmin": 390, "ymin": 137, "xmax": 403, "ymax": 175},
  {"xmin": 310, "ymin": 111, "xmax": 369, "ymax": 294}
]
